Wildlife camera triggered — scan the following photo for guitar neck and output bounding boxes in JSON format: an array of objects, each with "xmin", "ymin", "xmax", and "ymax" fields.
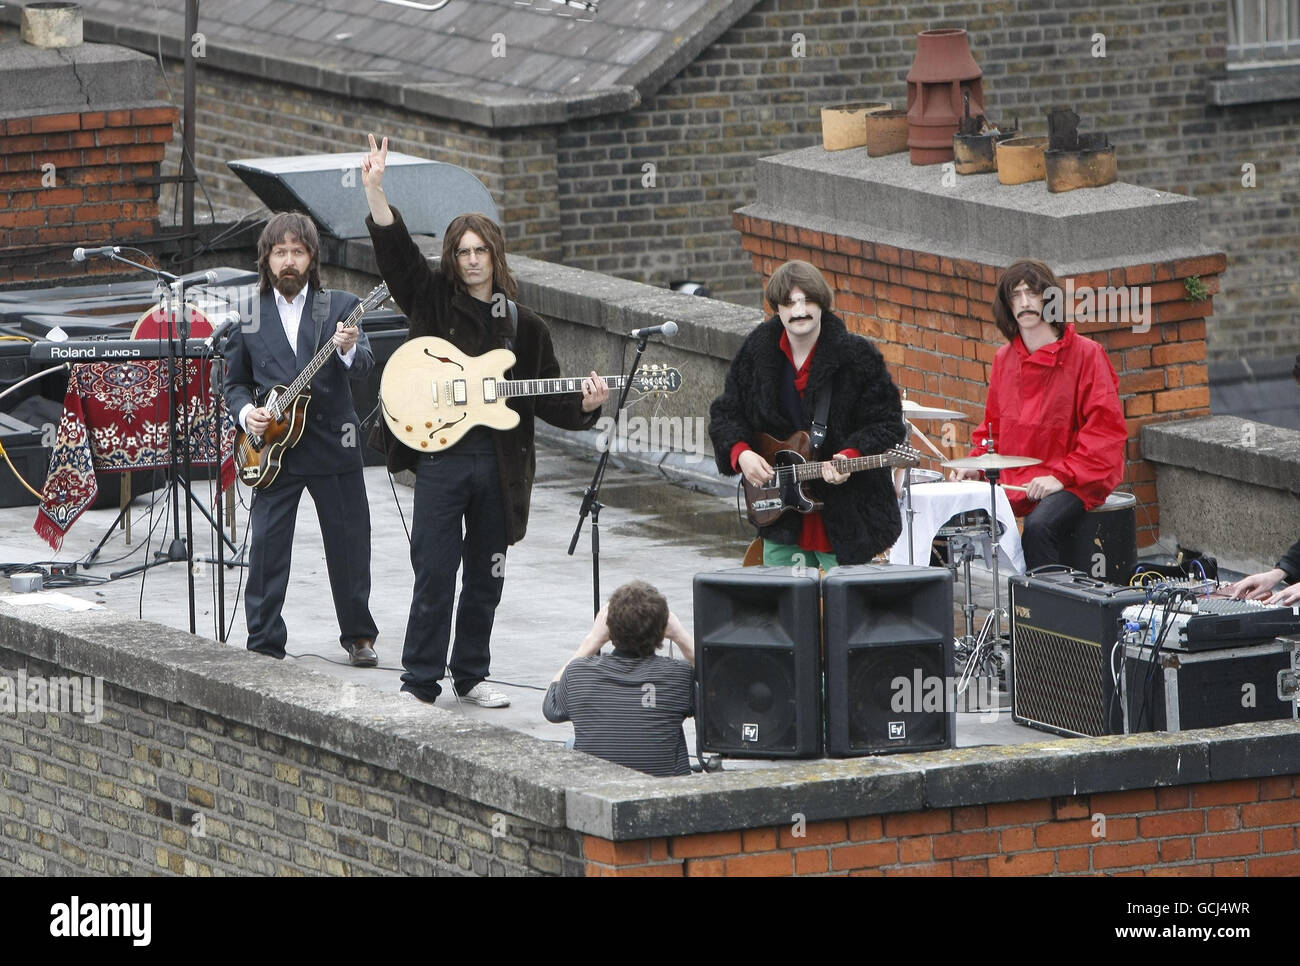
[
  {"xmin": 272, "ymin": 311, "xmax": 362, "ymax": 418},
  {"xmin": 791, "ymin": 451, "xmax": 906, "ymax": 482},
  {"xmin": 497, "ymin": 374, "xmax": 629, "ymax": 398}
]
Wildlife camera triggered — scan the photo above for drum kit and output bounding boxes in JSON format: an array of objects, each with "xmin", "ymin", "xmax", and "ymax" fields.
[{"xmin": 898, "ymin": 397, "xmax": 1043, "ymax": 695}]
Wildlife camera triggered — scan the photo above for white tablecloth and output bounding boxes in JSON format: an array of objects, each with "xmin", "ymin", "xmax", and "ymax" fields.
[{"xmin": 889, "ymin": 480, "xmax": 1025, "ymax": 574}]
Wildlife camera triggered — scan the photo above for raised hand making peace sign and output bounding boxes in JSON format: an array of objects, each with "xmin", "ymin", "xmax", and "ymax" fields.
[{"xmin": 362, "ymin": 133, "xmax": 394, "ymax": 227}]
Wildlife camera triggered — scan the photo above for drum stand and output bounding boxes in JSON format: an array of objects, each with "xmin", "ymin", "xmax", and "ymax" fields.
[{"xmin": 953, "ymin": 471, "xmax": 1010, "ymax": 698}]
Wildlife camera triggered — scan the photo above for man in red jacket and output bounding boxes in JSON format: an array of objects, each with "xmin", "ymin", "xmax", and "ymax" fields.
[{"xmin": 957, "ymin": 259, "xmax": 1128, "ymax": 569}]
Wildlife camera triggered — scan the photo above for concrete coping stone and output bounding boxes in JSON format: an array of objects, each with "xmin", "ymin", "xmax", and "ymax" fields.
[
  {"xmin": 0, "ymin": 39, "xmax": 159, "ymax": 115},
  {"xmin": 328, "ymin": 234, "xmax": 764, "ymax": 362},
  {"xmin": 745, "ymin": 148, "xmax": 1220, "ymax": 275},
  {"xmin": 1142, "ymin": 416, "xmax": 1300, "ymax": 494},
  {"xmin": 3, "ymin": 603, "xmax": 1298, "ymax": 841}
]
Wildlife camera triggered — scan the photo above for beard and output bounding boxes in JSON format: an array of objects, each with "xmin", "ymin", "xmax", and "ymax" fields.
[{"xmin": 273, "ymin": 269, "xmax": 306, "ymax": 299}]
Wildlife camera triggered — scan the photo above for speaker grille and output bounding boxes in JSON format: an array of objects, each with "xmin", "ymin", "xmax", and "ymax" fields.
[
  {"xmin": 1012, "ymin": 624, "xmax": 1108, "ymax": 737},
  {"xmin": 846, "ymin": 645, "xmax": 948, "ymax": 751},
  {"xmin": 701, "ymin": 646, "xmax": 799, "ymax": 752}
]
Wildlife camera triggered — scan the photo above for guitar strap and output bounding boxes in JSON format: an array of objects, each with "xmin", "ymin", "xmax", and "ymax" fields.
[
  {"xmin": 505, "ymin": 298, "xmax": 518, "ymax": 349},
  {"xmin": 809, "ymin": 385, "xmax": 831, "ymax": 458},
  {"xmin": 309, "ymin": 288, "xmax": 331, "ymax": 352}
]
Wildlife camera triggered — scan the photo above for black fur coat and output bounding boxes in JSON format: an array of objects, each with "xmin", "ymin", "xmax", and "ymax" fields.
[{"xmin": 708, "ymin": 312, "xmax": 905, "ymax": 563}]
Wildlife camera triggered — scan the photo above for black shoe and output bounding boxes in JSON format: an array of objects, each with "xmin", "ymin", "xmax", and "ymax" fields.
[{"xmin": 344, "ymin": 639, "xmax": 378, "ymax": 668}]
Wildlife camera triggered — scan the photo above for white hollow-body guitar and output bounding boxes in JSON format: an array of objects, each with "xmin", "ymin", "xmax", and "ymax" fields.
[{"xmin": 380, "ymin": 336, "xmax": 682, "ymax": 453}]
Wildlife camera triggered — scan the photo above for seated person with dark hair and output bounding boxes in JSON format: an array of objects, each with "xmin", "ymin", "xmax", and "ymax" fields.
[
  {"xmin": 1227, "ymin": 537, "xmax": 1300, "ymax": 606},
  {"xmin": 543, "ymin": 581, "xmax": 695, "ymax": 778}
]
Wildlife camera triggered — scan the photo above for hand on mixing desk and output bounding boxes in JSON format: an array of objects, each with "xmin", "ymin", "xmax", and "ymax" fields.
[
  {"xmin": 1228, "ymin": 567, "xmax": 1286, "ymax": 601},
  {"xmin": 1267, "ymin": 582, "xmax": 1300, "ymax": 607}
]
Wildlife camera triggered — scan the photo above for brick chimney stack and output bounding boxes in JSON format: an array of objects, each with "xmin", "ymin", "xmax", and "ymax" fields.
[{"xmin": 0, "ymin": 3, "xmax": 178, "ymax": 285}]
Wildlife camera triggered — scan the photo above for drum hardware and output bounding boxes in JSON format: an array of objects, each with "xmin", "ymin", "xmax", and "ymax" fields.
[
  {"xmin": 942, "ymin": 441, "xmax": 1042, "ymax": 694},
  {"xmin": 901, "ymin": 399, "xmax": 970, "ymax": 421},
  {"xmin": 898, "ymin": 411, "xmax": 962, "ymax": 565}
]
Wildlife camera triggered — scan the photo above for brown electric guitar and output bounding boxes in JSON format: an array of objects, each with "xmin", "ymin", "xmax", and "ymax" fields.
[
  {"xmin": 235, "ymin": 283, "xmax": 389, "ymax": 489},
  {"xmin": 743, "ymin": 431, "xmax": 920, "ymax": 526}
]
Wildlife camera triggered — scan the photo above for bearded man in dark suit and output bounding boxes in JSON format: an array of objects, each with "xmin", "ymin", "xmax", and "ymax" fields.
[{"xmin": 225, "ymin": 212, "xmax": 379, "ymax": 665}]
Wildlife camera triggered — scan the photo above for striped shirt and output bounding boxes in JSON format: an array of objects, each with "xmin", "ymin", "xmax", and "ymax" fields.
[{"xmin": 543, "ymin": 651, "xmax": 695, "ymax": 777}]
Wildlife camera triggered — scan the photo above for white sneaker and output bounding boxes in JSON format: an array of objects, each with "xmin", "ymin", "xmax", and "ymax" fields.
[{"xmin": 458, "ymin": 683, "xmax": 510, "ymax": 708}]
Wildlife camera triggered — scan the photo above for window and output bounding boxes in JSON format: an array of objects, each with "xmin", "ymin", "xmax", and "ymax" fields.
[
  {"xmin": 1229, "ymin": 0, "xmax": 1300, "ymax": 65},
  {"xmin": 1209, "ymin": 1, "xmax": 1300, "ymax": 104}
]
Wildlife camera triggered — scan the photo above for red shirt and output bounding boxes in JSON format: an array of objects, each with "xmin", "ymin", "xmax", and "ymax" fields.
[
  {"xmin": 970, "ymin": 324, "xmax": 1127, "ymax": 517},
  {"xmin": 731, "ymin": 331, "xmax": 861, "ymax": 553}
]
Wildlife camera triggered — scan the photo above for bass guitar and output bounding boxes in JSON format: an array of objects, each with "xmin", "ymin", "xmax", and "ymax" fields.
[
  {"xmin": 235, "ymin": 283, "xmax": 390, "ymax": 488},
  {"xmin": 743, "ymin": 430, "xmax": 920, "ymax": 526},
  {"xmin": 380, "ymin": 337, "xmax": 682, "ymax": 453}
]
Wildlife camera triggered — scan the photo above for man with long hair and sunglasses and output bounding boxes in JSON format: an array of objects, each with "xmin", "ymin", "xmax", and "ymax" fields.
[
  {"xmin": 225, "ymin": 212, "xmax": 379, "ymax": 664},
  {"xmin": 955, "ymin": 258, "xmax": 1127, "ymax": 569},
  {"xmin": 362, "ymin": 134, "xmax": 609, "ymax": 708}
]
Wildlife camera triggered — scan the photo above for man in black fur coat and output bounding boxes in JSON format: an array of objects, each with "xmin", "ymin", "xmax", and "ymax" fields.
[
  {"xmin": 709, "ymin": 260, "xmax": 905, "ymax": 566},
  {"xmin": 362, "ymin": 134, "xmax": 608, "ymax": 707}
]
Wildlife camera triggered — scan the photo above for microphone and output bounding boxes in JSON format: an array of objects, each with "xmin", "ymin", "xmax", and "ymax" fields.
[
  {"xmin": 203, "ymin": 312, "xmax": 242, "ymax": 350},
  {"xmin": 170, "ymin": 269, "xmax": 219, "ymax": 289},
  {"xmin": 72, "ymin": 245, "xmax": 121, "ymax": 262},
  {"xmin": 629, "ymin": 320, "xmax": 679, "ymax": 340}
]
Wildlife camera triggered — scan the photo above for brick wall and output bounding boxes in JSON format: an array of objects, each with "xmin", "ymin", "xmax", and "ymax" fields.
[
  {"xmin": 0, "ymin": 106, "xmax": 176, "ymax": 285},
  {"xmin": 582, "ymin": 777, "xmax": 1300, "ymax": 876},
  {"xmin": 151, "ymin": 61, "xmax": 562, "ymax": 259},
  {"xmin": 32, "ymin": 2, "xmax": 1292, "ymax": 360},
  {"xmin": 735, "ymin": 212, "xmax": 1226, "ymax": 546},
  {"xmin": 0, "ymin": 650, "xmax": 583, "ymax": 876}
]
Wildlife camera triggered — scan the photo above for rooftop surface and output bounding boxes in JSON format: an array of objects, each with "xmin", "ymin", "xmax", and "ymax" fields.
[{"xmin": 0, "ymin": 431, "xmax": 1046, "ymax": 769}]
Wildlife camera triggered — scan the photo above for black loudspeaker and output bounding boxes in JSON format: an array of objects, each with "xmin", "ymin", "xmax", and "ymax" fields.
[
  {"xmin": 822, "ymin": 565, "xmax": 954, "ymax": 756},
  {"xmin": 353, "ymin": 309, "xmax": 411, "ymax": 466},
  {"xmin": 229, "ymin": 153, "xmax": 500, "ymax": 239},
  {"xmin": 693, "ymin": 567, "xmax": 822, "ymax": 758},
  {"xmin": 1009, "ymin": 569, "xmax": 1147, "ymax": 737}
]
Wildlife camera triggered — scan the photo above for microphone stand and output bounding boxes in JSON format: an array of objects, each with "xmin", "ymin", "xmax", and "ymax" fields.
[
  {"xmin": 108, "ymin": 273, "xmax": 238, "ymax": 637},
  {"xmin": 567, "ymin": 335, "xmax": 651, "ymax": 616}
]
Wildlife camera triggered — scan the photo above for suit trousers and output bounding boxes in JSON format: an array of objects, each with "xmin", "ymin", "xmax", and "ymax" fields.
[
  {"xmin": 245, "ymin": 467, "xmax": 378, "ymax": 658},
  {"xmin": 401, "ymin": 446, "xmax": 508, "ymax": 700}
]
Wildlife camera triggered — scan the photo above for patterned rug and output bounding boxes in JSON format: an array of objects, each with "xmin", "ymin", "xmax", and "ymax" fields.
[{"xmin": 35, "ymin": 359, "xmax": 236, "ymax": 550}]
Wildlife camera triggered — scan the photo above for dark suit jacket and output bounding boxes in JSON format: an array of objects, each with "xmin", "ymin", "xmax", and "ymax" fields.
[{"xmin": 224, "ymin": 286, "xmax": 375, "ymax": 476}]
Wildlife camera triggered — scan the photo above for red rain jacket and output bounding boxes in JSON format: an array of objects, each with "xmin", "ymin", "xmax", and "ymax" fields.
[{"xmin": 970, "ymin": 324, "xmax": 1127, "ymax": 517}]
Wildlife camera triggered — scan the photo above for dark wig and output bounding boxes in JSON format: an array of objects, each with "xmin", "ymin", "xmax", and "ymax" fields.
[
  {"xmin": 257, "ymin": 212, "xmax": 322, "ymax": 295},
  {"xmin": 764, "ymin": 259, "xmax": 834, "ymax": 315},
  {"xmin": 440, "ymin": 212, "xmax": 517, "ymax": 301},
  {"xmin": 992, "ymin": 258, "xmax": 1066, "ymax": 341}
]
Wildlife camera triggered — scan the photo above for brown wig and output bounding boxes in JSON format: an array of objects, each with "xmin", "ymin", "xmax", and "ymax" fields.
[
  {"xmin": 257, "ymin": 212, "xmax": 322, "ymax": 295},
  {"xmin": 992, "ymin": 258, "xmax": 1066, "ymax": 341},
  {"xmin": 440, "ymin": 212, "xmax": 517, "ymax": 301},
  {"xmin": 764, "ymin": 259, "xmax": 834, "ymax": 315},
  {"xmin": 606, "ymin": 581, "xmax": 670, "ymax": 659}
]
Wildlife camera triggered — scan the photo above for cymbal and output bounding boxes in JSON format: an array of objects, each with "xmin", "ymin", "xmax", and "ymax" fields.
[
  {"xmin": 942, "ymin": 453, "xmax": 1043, "ymax": 471},
  {"xmin": 901, "ymin": 400, "xmax": 968, "ymax": 420}
]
